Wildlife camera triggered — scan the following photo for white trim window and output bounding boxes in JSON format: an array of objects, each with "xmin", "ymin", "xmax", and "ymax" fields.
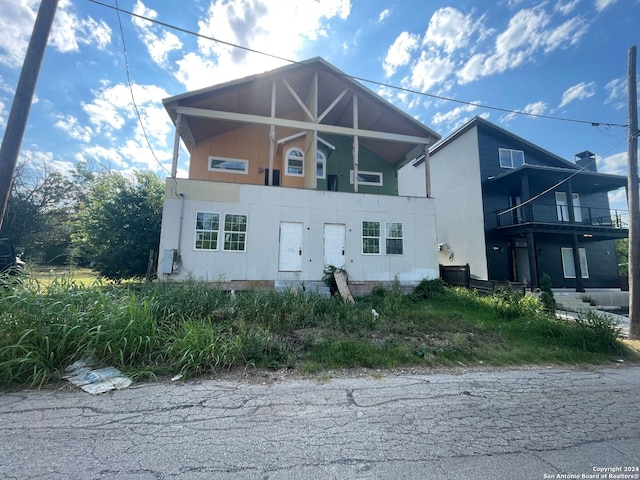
[
  {"xmin": 555, "ymin": 192, "xmax": 582, "ymax": 223},
  {"xmin": 208, "ymin": 156, "xmax": 249, "ymax": 174},
  {"xmin": 195, "ymin": 212, "xmax": 220, "ymax": 250},
  {"xmin": 223, "ymin": 214, "xmax": 248, "ymax": 252},
  {"xmin": 350, "ymin": 170, "xmax": 383, "ymax": 186},
  {"xmin": 362, "ymin": 221, "xmax": 381, "ymax": 254},
  {"xmin": 561, "ymin": 247, "xmax": 589, "ymax": 279},
  {"xmin": 285, "ymin": 148, "xmax": 304, "ymax": 176},
  {"xmin": 385, "ymin": 222, "xmax": 404, "ymax": 255},
  {"xmin": 499, "ymin": 148, "xmax": 525, "ymax": 169},
  {"xmin": 316, "ymin": 151, "xmax": 326, "ymax": 179}
]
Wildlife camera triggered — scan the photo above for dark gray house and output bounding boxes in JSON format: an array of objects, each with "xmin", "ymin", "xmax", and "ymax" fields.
[{"xmin": 420, "ymin": 116, "xmax": 628, "ymax": 291}]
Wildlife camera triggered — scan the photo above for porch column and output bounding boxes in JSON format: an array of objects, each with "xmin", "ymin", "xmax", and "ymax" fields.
[
  {"xmin": 571, "ymin": 233, "xmax": 585, "ymax": 292},
  {"xmin": 268, "ymin": 80, "xmax": 276, "ymax": 186},
  {"xmin": 566, "ymin": 180, "xmax": 576, "ymax": 223},
  {"xmin": 171, "ymin": 113, "xmax": 182, "ymax": 178},
  {"xmin": 520, "ymin": 173, "xmax": 531, "ymax": 222},
  {"xmin": 423, "ymin": 147, "xmax": 431, "ymax": 198},
  {"xmin": 303, "ymin": 71, "xmax": 318, "ymax": 190},
  {"xmin": 526, "ymin": 231, "xmax": 539, "ymax": 290},
  {"xmin": 566, "ymin": 181, "xmax": 585, "ymax": 292},
  {"xmin": 352, "ymin": 94, "xmax": 359, "ymax": 193}
]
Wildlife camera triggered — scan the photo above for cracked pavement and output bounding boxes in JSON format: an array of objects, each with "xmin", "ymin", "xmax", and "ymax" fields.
[{"xmin": 1, "ymin": 366, "xmax": 639, "ymax": 479}]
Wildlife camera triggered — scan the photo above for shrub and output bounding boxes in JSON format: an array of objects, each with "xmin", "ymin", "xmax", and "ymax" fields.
[
  {"xmin": 539, "ymin": 273, "xmax": 556, "ymax": 314},
  {"xmin": 410, "ymin": 278, "xmax": 445, "ymax": 301}
]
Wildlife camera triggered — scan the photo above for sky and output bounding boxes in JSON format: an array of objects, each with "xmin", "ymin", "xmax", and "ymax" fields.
[{"xmin": 0, "ymin": 0, "xmax": 638, "ymax": 210}]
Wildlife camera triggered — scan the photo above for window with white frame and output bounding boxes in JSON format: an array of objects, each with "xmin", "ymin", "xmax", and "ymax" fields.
[
  {"xmin": 362, "ymin": 221, "xmax": 381, "ymax": 254},
  {"xmin": 285, "ymin": 148, "xmax": 304, "ymax": 176},
  {"xmin": 350, "ymin": 170, "xmax": 383, "ymax": 186},
  {"xmin": 561, "ymin": 247, "xmax": 589, "ymax": 279},
  {"xmin": 499, "ymin": 148, "xmax": 525, "ymax": 169},
  {"xmin": 385, "ymin": 222, "xmax": 404, "ymax": 255},
  {"xmin": 223, "ymin": 214, "xmax": 247, "ymax": 251},
  {"xmin": 195, "ymin": 212, "xmax": 220, "ymax": 250},
  {"xmin": 208, "ymin": 156, "xmax": 248, "ymax": 174},
  {"xmin": 285, "ymin": 148, "xmax": 326, "ymax": 178},
  {"xmin": 316, "ymin": 151, "xmax": 326, "ymax": 179}
]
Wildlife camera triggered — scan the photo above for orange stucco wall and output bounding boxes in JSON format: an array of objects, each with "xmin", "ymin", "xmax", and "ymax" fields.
[{"xmin": 189, "ymin": 124, "xmax": 307, "ymax": 189}]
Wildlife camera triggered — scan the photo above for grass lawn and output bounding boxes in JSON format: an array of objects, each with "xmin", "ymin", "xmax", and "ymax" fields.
[
  {"xmin": 0, "ymin": 277, "xmax": 638, "ymax": 389},
  {"xmin": 24, "ymin": 265, "xmax": 99, "ymax": 288}
]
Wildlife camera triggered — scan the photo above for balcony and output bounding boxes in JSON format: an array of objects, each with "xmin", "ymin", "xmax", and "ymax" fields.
[{"xmin": 496, "ymin": 203, "xmax": 628, "ymax": 231}]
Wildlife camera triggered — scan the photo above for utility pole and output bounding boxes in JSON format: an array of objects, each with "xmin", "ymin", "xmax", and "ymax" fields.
[
  {"xmin": 628, "ymin": 45, "xmax": 639, "ymax": 339},
  {"xmin": 0, "ymin": 0, "xmax": 59, "ymax": 231}
]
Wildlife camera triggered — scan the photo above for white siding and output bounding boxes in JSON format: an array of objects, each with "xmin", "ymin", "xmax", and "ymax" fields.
[
  {"xmin": 429, "ymin": 127, "xmax": 488, "ymax": 279},
  {"xmin": 159, "ymin": 179, "xmax": 439, "ymax": 284}
]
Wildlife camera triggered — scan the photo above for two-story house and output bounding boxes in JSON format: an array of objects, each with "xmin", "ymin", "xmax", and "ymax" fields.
[
  {"xmin": 157, "ymin": 58, "xmax": 441, "ymax": 293},
  {"xmin": 405, "ymin": 116, "xmax": 628, "ymax": 291}
]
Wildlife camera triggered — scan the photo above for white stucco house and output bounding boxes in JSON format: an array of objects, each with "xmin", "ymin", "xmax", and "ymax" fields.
[{"xmin": 157, "ymin": 58, "xmax": 441, "ymax": 294}]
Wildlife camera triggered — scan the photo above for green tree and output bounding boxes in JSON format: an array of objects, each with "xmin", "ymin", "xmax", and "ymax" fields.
[
  {"xmin": 0, "ymin": 159, "xmax": 74, "ymax": 263},
  {"xmin": 616, "ymin": 238, "xmax": 628, "ymax": 276},
  {"xmin": 75, "ymin": 170, "xmax": 164, "ymax": 280}
]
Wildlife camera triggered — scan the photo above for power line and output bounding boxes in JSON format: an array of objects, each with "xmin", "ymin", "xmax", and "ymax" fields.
[
  {"xmin": 113, "ymin": 0, "xmax": 170, "ymax": 177},
  {"xmin": 88, "ymin": 0, "xmax": 628, "ymax": 130},
  {"xmin": 497, "ymin": 133, "xmax": 635, "ymax": 218}
]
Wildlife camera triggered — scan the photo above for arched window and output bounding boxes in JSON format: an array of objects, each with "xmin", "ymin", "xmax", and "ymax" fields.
[
  {"xmin": 285, "ymin": 148, "xmax": 304, "ymax": 176},
  {"xmin": 285, "ymin": 148, "xmax": 327, "ymax": 179}
]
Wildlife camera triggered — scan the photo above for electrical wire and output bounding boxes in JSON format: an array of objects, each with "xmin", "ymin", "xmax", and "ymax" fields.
[
  {"xmin": 497, "ymin": 132, "xmax": 637, "ymax": 218},
  {"xmin": 113, "ymin": 0, "xmax": 170, "ymax": 177},
  {"xmin": 88, "ymin": 0, "xmax": 629, "ymax": 130}
]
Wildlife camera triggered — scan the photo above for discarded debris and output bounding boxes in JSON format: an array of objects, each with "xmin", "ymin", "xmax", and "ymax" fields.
[
  {"xmin": 63, "ymin": 357, "xmax": 132, "ymax": 395},
  {"xmin": 334, "ymin": 270, "xmax": 354, "ymax": 303},
  {"xmin": 171, "ymin": 374, "xmax": 183, "ymax": 381}
]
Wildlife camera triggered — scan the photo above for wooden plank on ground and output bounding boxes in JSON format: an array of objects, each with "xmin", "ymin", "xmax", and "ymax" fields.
[{"xmin": 334, "ymin": 271, "xmax": 355, "ymax": 303}]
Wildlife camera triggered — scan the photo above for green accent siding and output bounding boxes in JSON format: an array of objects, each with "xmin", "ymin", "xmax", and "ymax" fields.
[{"xmin": 321, "ymin": 134, "xmax": 398, "ymax": 195}]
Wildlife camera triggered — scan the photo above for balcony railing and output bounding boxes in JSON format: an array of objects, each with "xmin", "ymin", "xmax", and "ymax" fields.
[{"xmin": 497, "ymin": 203, "xmax": 628, "ymax": 229}]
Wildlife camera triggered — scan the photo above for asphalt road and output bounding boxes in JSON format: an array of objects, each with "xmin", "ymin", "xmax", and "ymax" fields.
[{"xmin": 1, "ymin": 366, "xmax": 639, "ymax": 480}]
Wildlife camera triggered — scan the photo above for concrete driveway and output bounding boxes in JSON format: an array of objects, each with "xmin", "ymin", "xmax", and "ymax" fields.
[{"xmin": 1, "ymin": 365, "xmax": 639, "ymax": 479}]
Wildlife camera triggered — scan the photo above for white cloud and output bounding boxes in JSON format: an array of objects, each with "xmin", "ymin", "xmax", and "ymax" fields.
[
  {"xmin": 17, "ymin": 149, "xmax": 76, "ymax": 178},
  {"xmin": 54, "ymin": 114, "xmax": 94, "ymax": 143},
  {"xmin": 604, "ymin": 77, "xmax": 626, "ymax": 109},
  {"xmin": 543, "ymin": 16, "xmax": 588, "ymax": 53},
  {"xmin": 431, "ymin": 102, "xmax": 481, "ymax": 129},
  {"xmin": 132, "ymin": 1, "xmax": 183, "ymax": 66},
  {"xmin": 75, "ymin": 146, "xmax": 128, "ymax": 171},
  {"xmin": 423, "ymin": 7, "xmax": 478, "ymax": 54},
  {"xmin": 0, "ymin": 0, "xmax": 111, "ymax": 68},
  {"xmin": 555, "ymin": 0, "xmax": 581, "ymax": 15},
  {"xmin": 457, "ymin": 5, "xmax": 587, "ymax": 84},
  {"xmin": 79, "ymin": 82, "xmax": 173, "ymax": 174},
  {"xmin": 598, "ymin": 151, "xmax": 627, "ymax": 175},
  {"xmin": 608, "ymin": 188, "xmax": 628, "ymax": 211},
  {"xmin": 378, "ymin": 8, "xmax": 391, "ymax": 23},
  {"xmin": 383, "ymin": 32, "xmax": 420, "ymax": 77},
  {"xmin": 501, "ymin": 101, "xmax": 549, "ymax": 122},
  {"xmin": 559, "ymin": 81, "xmax": 596, "ymax": 107},
  {"xmin": 0, "ymin": 99, "xmax": 5, "ymax": 128},
  {"xmin": 0, "ymin": 0, "xmax": 38, "ymax": 67},
  {"xmin": 49, "ymin": 0, "xmax": 111, "ymax": 53},
  {"xmin": 409, "ymin": 51, "xmax": 455, "ymax": 93},
  {"xmin": 595, "ymin": 0, "xmax": 619, "ymax": 12},
  {"xmin": 173, "ymin": 0, "xmax": 351, "ymax": 89}
]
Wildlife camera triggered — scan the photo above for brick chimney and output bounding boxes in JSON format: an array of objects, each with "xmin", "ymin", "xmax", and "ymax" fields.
[{"xmin": 575, "ymin": 150, "xmax": 597, "ymax": 172}]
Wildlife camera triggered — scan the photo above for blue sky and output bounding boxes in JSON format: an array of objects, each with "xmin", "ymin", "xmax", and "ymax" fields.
[{"xmin": 0, "ymin": 0, "xmax": 638, "ymax": 210}]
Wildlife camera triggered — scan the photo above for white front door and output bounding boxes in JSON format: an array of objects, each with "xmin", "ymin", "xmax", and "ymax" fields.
[
  {"xmin": 279, "ymin": 222, "xmax": 303, "ymax": 272},
  {"xmin": 324, "ymin": 223, "xmax": 346, "ymax": 268}
]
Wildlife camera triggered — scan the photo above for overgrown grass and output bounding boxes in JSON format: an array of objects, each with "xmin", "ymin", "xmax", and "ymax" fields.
[{"xmin": 0, "ymin": 275, "xmax": 637, "ymax": 389}]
